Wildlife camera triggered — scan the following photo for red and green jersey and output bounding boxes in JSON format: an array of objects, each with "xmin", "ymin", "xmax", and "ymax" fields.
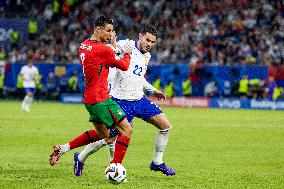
[{"xmin": 78, "ymin": 39, "xmax": 130, "ymax": 104}]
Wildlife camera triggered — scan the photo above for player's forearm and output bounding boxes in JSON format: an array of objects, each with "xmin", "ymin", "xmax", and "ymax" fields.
[
  {"xmin": 114, "ymin": 54, "xmax": 130, "ymax": 71},
  {"xmin": 143, "ymin": 79, "xmax": 156, "ymax": 93}
]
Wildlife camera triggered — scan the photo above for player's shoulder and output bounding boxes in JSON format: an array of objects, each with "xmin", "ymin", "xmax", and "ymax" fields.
[
  {"xmin": 103, "ymin": 44, "xmax": 115, "ymax": 54},
  {"xmin": 106, "ymin": 44, "xmax": 116, "ymax": 52},
  {"xmin": 117, "ymin": 39, "xmax": 135, "ymax": 48},
  {"xmin": 32, "ymin": 65, "xmax": 39, "ymax": 70},
  {"xmin": 80, "ymin": 39, "xmax": 107, "ymax": 53},
  {"xmin": 79, "ymin": 39, "xmax": 91, "ymax": 50},
  {"xmin": 21, "ymin": 65, "xmax": 28, "ymax": 70}
]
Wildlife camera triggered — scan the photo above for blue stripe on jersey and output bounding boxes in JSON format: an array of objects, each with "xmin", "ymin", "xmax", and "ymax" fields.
[{"xmin": 135, "ymin": 41, "xmax": 143, "ymax": 54}]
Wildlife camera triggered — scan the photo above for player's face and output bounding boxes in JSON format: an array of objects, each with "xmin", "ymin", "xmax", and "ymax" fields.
[
  {"xmin": 138, "ymin": 32, "xmax": 156, "ymax": 53},
  {"xmin": 97, "ymin": 24, "xmax": 114, "ymax": 43}
]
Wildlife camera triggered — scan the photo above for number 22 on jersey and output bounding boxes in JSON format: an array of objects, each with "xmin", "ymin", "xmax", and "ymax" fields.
[{"xmin": 133, "ymin": 65, "xmax": 142, "ymax": 76}]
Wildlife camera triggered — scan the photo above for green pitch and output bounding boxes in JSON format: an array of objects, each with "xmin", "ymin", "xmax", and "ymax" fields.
[{"xmin": 0, "ymin": 100, "xmax": 284, "ymax": 189}]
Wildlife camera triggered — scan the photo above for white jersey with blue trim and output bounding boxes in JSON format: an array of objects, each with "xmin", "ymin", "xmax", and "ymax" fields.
[
  {"xmin": 20, "ymin": 65, "xmax": 39, "ymax": 88},
  {"xmin": 108, "ymin": 39, "xmax": 155, "ymax": 101}
]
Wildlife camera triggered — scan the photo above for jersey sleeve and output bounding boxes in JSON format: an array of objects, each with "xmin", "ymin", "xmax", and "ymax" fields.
[
  {"xmin": 116, "ymin": 40, "xmax": 129, "ymax": 53},
  {"xmin": 106, "ymin": 44, "xmax": 117, "ymax": 52},
  {"xmin": 143, "ymin": 78, "xmax": 156, "ymax": 93},
  {"xmin": 105, "ymin": 46, "xmax": 130, "ymax": 71}
]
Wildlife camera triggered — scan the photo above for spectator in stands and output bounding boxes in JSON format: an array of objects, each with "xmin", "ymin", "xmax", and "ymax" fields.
[
  {"xmin": 2, "ymin": 0, "xmax": 284, "ymax": 100},
  {"xmin": 153, "ymin": 75, "xmax": 161, "ymax": 92},
  {"xmin": 58, "ymin": 75, "xmax": 69, "ymax": 95},
  {"xmin": 222, "ymin": 80, "xmax": 232, "ymax": 98},
  {"xmin": 68, "ymin": 70, "xmax": 79, "ymax": 93},
  {"xmin": 35, "ymin": 74, "xmax": 45, "ymax": 100},
  {"xmin": 264, "ymin": 76, "xmax": 277, "ymax": 100},
  {"xmin": 16, "ymin": 72, "xmax": 24, "ymax": 99},
  {"xmin": 229, "ymin": 68, "xmax": 240, "ymax": 97},
  {"xmin": 189, "ymin": 59, "xmax": 203, "ymax": 96},
  {"xmin": 0, "ymin": 71, "xmax": 4, "ymax": 98},
  {"xmin": 46, "ymin": 72, "xmax": 59, "ymax": 100},
  {"xmin": 182, "ymin": 78, "xmax": 192, "ymax": 97},
  {"xmin": 165, "ymin": 80, "xmax": 174, "ymax": 97},
  {"xmin": 10, "ymin": 30, "xmax": 19, "ymax": 50},
  {"xmin": 52, "ymin": 0, "xmax": 60, "ymax": 21},
  {"xmin": 276, "ymin": 89, "xmax": 284, "ymax": 100},
  {"xmin": 28, "ymin": 18, "xmax": 38, "ymax": 40},
  {"xmin": 204, "ymin": 75, "xmax": 217, "ymax": 97},
  {"xmin": 249, "ymin": 78, "xmax": 264, "ymax": 99},
  {"xmin": 0, "ymin": 48, "xmax": 6, "ymax": 61},
  {"xmin": 3, "ymin": 0, "xmax": 284, "ymax": 66},
  {"xmin": 43, "ymin": 4, "xmax": 53, "ymax": 23},
  {"xmin": 273, "ymin": 87, "xmax": 284, "ymax": 100},
  {"xmin": 238, "ymin": 75, "xmax": 249, "ymax": 98},
  {"xmin": 35, "ymin": 74, "xmax": 43, "ymax": 90}
]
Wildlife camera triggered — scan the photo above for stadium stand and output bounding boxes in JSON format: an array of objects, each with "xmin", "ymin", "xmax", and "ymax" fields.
[
  {"xmin": 0, "ymin": 0, "xmax": 284, "ymax": 100},
  {"xmin": 0, "ymin": 0, "xmax": 283, "ymax": 65}
]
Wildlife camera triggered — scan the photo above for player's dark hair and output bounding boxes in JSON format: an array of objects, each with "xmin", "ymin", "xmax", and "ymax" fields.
[
  {"xmin": 140, "ymin": 24, "xmax": 158, "ymax": 36},
  {"xmin": 95, "ymin": 16, "xmax": 113, "ymax": 28}
]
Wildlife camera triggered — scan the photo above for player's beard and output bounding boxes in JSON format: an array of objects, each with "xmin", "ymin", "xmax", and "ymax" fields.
[
  {"xmin": 141, "ymin": 46, "xmax": 150, "ymax": 54},
  {"xmin": 141, "ymin": 49, "xmax": 147, "ymax": 54}
]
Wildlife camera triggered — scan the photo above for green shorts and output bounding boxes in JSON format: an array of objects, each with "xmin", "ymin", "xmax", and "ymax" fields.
[{"xmin": 85, "ymin": 98, "xmax": 126, "ymax": 128}]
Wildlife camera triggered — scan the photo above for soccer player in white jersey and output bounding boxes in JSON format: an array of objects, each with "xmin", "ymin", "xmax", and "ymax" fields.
[
  {"xmin": 50, "ymin": 25, "xmax": 176, "ymax": 176},
  {"xmin": 20, "ymin": 60, "xmax": 39, "ymax": 112}
]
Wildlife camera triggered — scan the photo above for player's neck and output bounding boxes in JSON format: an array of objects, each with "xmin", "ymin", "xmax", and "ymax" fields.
[
  {"xmin": 137, "ymin": 41, "xmax": 146, "ymax": 54},
  {"xmin": 90, "ymin": 34, "xmax": 102, "ymax": 43},
  {"xmin": 137, "ymin": 41, "xmax": 141, "ymax": 51}
]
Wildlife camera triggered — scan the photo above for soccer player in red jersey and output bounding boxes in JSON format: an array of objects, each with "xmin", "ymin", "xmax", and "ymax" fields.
[
  {"xmin": 50, "ymin": 24, "xmax": 176, "ymax": 177},
  {"xmin": 50, "ymin": 16, "xmax": 133, "ymax": 172}
]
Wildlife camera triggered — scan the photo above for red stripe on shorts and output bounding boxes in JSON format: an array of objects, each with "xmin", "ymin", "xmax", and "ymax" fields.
[{"xmin": 108, "ymin": 108, "xmax": 119, "ymax": 126}]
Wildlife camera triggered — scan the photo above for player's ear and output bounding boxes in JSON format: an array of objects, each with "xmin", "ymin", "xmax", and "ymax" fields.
[{"xmin": 138, "ymin": 33, "xmax": 142, "ymax": 40}]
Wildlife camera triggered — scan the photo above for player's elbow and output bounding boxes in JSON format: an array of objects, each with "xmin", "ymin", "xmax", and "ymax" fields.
[{"xmin": 120, "ymin": 64, "xmax": 129, "ymax": 71}]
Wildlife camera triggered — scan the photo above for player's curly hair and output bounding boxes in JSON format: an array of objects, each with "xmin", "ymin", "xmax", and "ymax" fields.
[
  {"xmin": 95, "ymin": 16, "xmax": 113, "ymax": 28},
  {"xmin": 140, "ymin": 24, "xmax": 158, "ymax": 36}
]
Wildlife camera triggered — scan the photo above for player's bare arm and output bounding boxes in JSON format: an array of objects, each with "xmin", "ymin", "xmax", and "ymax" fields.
[{"xmin": 111, "ymin": 31, "xmax": 117, "ymax": 48}]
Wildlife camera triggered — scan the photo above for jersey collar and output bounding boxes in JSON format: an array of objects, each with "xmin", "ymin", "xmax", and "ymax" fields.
[
  {"xmin": 135, "ymin": 41, "xmax": 151, "ymax": 58},
  {"xmin": 135, "ymin": 41, "xmax": 144, "ymax": 54},
  {"xmin": 88, "ymin": 39, "xmax": 100, "ymax": 43}
]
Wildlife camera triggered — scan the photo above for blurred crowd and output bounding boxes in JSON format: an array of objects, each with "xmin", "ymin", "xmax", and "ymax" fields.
[{"xmin": 1, "ymin": 0, "xmax": 283, "ymax": 66}]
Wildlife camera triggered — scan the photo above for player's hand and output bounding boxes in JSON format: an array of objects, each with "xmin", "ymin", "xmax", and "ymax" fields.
[
  {"xmin": 111, "ymin": 31, "xmax": 117, "ymax": 48},
  {"xmin": 153, "ymin": 90, "xmax": 166, "ymax": 101},
  {"xmin": 124, "ymin": 45, "xmax": 133, "ymax": 54}
]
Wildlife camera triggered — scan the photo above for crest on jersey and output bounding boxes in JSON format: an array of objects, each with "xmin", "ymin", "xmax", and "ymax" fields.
[
  {"xmin": 144, "ymin": 54, "xmax": 151, "ymax": 65},
  {"xmin": 117, "ymin": 110, "xmax": 123, "ymax": 116}
]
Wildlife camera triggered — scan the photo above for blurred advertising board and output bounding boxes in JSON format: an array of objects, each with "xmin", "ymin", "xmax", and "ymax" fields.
[{"xmin": 148, "ymin": 97, "xmax": 210, "ymax": 108}]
